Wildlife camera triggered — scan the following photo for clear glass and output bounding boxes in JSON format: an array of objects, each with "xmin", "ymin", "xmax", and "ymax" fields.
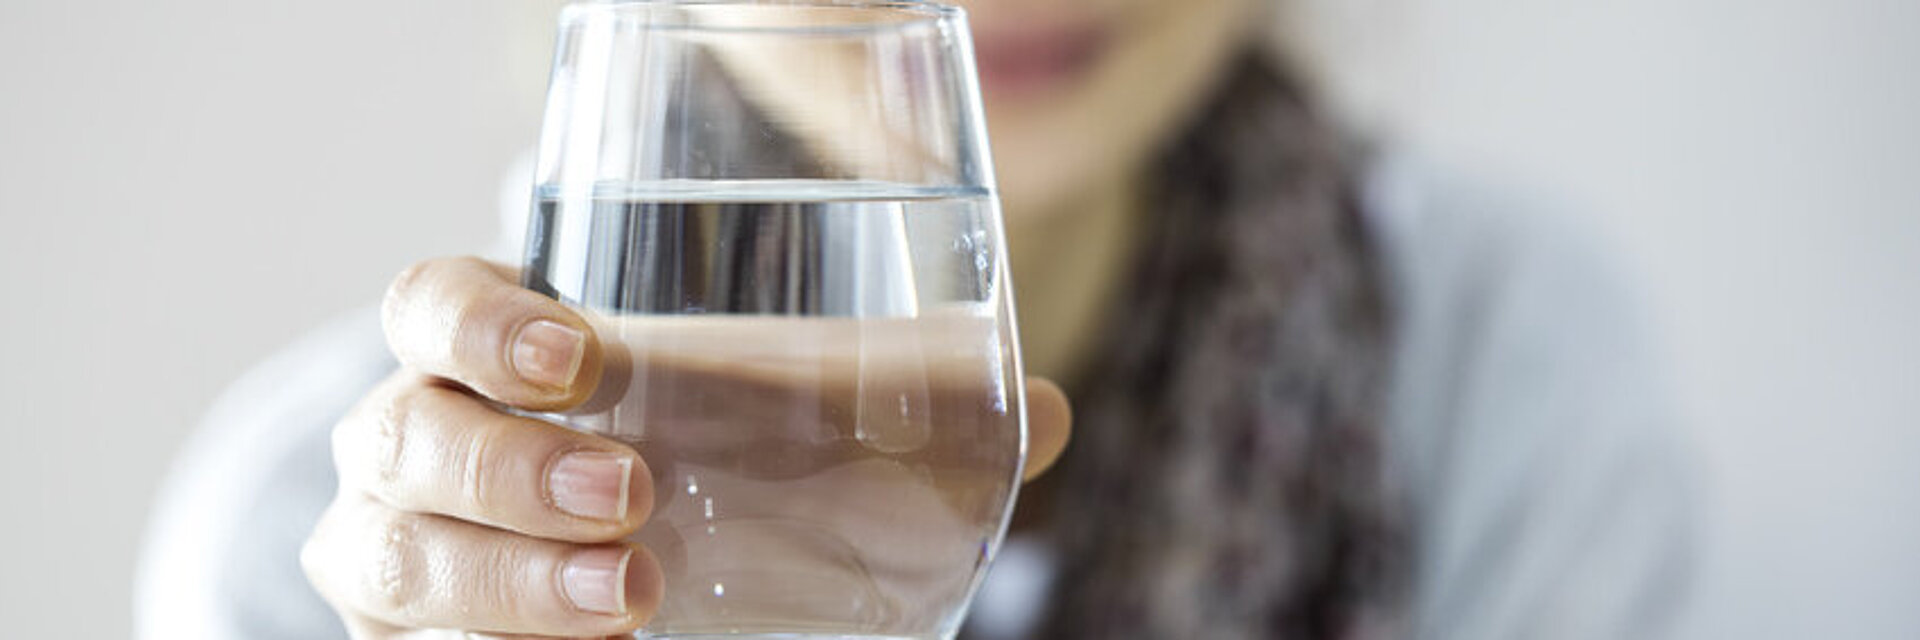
[{"xmin": 522, "ymin": 3, "xmax": 1023, "ymax": 640}]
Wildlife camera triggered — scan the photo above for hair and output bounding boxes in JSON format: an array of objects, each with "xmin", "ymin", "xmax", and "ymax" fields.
[{"xmin": 1036, "ymin": 51, "xmax": 1406, "ymax": 639}]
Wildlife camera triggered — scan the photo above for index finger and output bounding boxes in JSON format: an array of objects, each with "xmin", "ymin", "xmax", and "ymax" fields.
[{"xmin": 382, "ymin": 256, "xmax": 603, "ymax": 410}]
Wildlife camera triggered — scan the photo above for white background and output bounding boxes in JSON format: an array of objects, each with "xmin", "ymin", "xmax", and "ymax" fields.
[
  {"xmin": 1315, "ymin": 2, "xmax": 1920, "ymax": 636},
  {"xmin": 0, "ymin": 0, "xmax": 563, "ymax": 635},
  {"xmin": 1, "ymin": 0, "xmax": 1915, "ymax": 637}
]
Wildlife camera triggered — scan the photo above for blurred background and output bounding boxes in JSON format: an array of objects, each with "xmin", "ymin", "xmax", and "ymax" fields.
[{"xmin": 1, "ymin": 0, "xmax": 1915, "ymax": 637}]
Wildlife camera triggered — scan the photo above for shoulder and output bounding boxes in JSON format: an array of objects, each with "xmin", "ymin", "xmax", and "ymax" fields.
[
  {"xmin": 135, "ymin": 309, "xmax": 391, "ymax": 640},
  {"xmin": 1361, "ymin": 153, "xmax": 1699, "ymax": 638},
  {"xmin": 1361, "ymin": 151, "xmax": 1651, "ymax": 330},
  {"xmin": 1359, "ymin": 150, "xmax": 1680, "ymax": 472}
]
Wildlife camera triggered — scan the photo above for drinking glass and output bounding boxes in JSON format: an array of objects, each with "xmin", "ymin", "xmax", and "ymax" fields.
[{"xmin": 521, "ymin": 2, "xmax": 1024, "ymax": 639}]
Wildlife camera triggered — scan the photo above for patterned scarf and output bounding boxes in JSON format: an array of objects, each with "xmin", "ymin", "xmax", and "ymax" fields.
[{"xmin": 1038, "ymin": 53, "xmax": 1404, "ymax": 639}]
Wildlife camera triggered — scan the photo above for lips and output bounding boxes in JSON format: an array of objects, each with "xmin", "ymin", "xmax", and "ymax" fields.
[{"xmin": 972, "ymin": 23, "xmax": 1109, "ymax": 98}]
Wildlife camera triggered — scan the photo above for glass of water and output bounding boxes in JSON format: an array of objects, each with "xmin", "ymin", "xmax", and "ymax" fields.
[{"xmin": 522, "ymin": 2, "xmax": 1023, "ymax": 639}]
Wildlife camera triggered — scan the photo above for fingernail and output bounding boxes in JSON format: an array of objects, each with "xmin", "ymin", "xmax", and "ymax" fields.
[
  {"xmin": 511, "ymin": 319, "xmax": 584, "ymax": 390},
  {"xmin": 550, "ymin": 451, "xmax": 633, "ymax": 522},
  {"xmin": 562, "ymin": 547, "xmax": 631, "ymax": 616}
]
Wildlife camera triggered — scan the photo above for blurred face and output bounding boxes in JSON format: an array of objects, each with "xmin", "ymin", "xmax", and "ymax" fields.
[
  {"xmin": 508, "ymin": 0, "xmax": 1258, "ymax": 221},
  {"xmin": 959, "ymin": 0, "xmax": 1260, "ymax": 218}
]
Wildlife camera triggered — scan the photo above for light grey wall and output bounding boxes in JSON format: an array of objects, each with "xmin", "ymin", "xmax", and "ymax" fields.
[
  {"xmin": 1, "ymin": 0, "xmax": 1915, "ymax": 637},
  {"xmin": 1328, "ymin": 2, "xmax": 1920, "ymax": 636},
  {"xmin": 0, "ymin": 0, "xmax": 562, "ymax": 635}
]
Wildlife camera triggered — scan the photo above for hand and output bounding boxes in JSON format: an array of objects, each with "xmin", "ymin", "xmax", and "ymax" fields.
[{"xmin": 300, "ymin": 256, "xmax": 1071, "ymax": 638}]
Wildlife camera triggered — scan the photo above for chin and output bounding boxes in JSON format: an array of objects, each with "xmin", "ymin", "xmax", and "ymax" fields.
[
  {"xmin": 986, "ymin": 100, "xmax": 1128, "ymax": 221},
  {"xmin": 993, "ymin": 153, "xmax": 1103, "ymax": 223}
]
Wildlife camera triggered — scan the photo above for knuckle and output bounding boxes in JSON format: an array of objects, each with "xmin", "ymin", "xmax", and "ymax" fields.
[
  {"xmin": 368, "ymin": 385, "xmax": 427, "ymax": 491},
  {"xmin": 382, "ymin": 259, "xmax": 440, "ymax": 319},
  {"xmin": 456, "ymin": 425, "xmax": 499, "ymax": 516},
  {"xmin": 339, "ymin": 380, "xmax": 445, "ymax": 501},
  {"xmin": 364, "ymin": 509, "xmax": 429, "ymax": 619},
  {"xmin": 383, "ymin": 257, "xmax": 490, "ymax": 371}
]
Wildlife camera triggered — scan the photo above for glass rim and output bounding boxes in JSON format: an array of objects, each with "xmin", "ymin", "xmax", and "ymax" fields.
[{"xmin": 560, "ymin": 0, "xmax": 964, "ymax": 34}]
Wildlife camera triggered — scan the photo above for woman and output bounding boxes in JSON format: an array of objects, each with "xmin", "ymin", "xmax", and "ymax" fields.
[{"xmin": 137, "ymin": 0, "xmax": 1695, "ymax": 638}]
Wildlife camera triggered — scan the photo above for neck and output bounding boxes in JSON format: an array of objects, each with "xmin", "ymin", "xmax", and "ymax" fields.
[{"xmin": 1004, "ymin": 175, "xmax": 1143, "ymax": 385}]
